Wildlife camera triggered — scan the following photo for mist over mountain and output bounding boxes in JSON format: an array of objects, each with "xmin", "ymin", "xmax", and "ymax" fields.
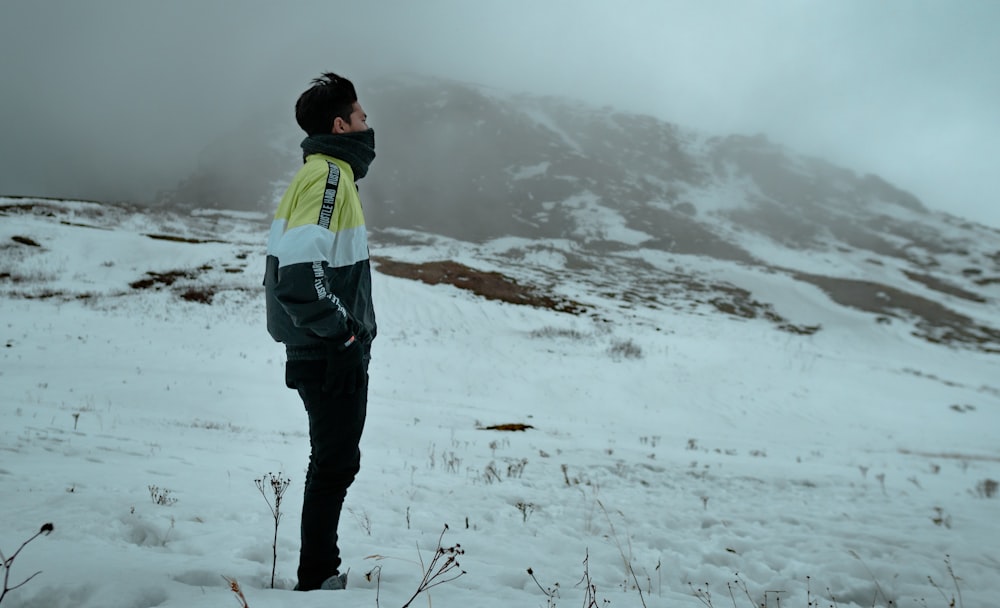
[
  {"xmin": 164, "ymin": 75, "xmax": 967, "ymax": 241},
  {"xmin": 164, "ymin": 78, "xmax": 997, "ymax": 255},
  {"xmin": 152, "ymin": 76, "xmax": 1000, "ymax": 355}
]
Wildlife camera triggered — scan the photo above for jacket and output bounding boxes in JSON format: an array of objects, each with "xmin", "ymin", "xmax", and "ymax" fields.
[{"xmin": 264, "ymin": 153, "xmax": 376, "ymax": 358}]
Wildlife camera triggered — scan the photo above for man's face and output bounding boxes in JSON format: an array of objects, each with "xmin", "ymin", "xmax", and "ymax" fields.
[{"xmin": 334, "ymin": 102, "xmax": 369, "ymax": 133}]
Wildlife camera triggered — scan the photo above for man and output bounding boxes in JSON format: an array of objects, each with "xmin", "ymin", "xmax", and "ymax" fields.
[{"xmin": 264, "ymin": 71, "xmax": 377, "ymax": 592}]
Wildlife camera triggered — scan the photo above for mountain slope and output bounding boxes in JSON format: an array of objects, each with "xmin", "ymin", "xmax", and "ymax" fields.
[{"xmin": 157, "ymin": 76, "xmax": 1000, "ymax": 351}]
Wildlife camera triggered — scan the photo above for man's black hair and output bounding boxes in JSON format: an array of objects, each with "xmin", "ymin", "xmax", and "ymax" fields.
[{"xmin": 295, "ymin": 72, "xmax": 358, "ymax": 135}]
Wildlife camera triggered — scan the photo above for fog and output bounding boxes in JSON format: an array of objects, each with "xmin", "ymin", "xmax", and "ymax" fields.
[{"xmin": 2, "ymin": 0, "xmax": 998, "ymax": 227}]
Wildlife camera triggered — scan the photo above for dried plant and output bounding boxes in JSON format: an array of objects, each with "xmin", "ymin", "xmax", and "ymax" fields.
[
  {"xmin": 0, "ymin": 523, "xmax": 54, "ymax": 606},
  {"xmin": 597, "ymin": 501, "xmax": 647, "ymax": 608},
  {"xmin": 364, "ymin": 564, "xmax": 383, "ymax": 608},
  {"xmin": 577, "ymin": 549, "xmax": 604, "ymax": 608},
  {"xmin": 974, "ymin": 478, "xmax": 998, "ymax": 498},
  {"xmin": 515, "ymin": 501, "xmax": 536, "ymax": 523},
  {"xmin": 148, "ymin": 485, "xmax": 177, "ymax": 506},
  {"xmin": 608, "ymin": 338, "xmax": 643, "ymax": 360},
  {"xmin": 927, "ymin": 555, "xmax": 964, "ymax": 608},
  {"xmin": 222, "ymin": 576, "xmax": 249, "ymax": 608},
  {"xmin": 401, "ymin": 524, "xmax": 466, "ymax": 608},
  {"xmin": 255, "ymin": 472, "xmax": 291, "ymax": 589},
  {"xmin": 527, "ymin": 567, "xmax": 560, "ymax": 608}
]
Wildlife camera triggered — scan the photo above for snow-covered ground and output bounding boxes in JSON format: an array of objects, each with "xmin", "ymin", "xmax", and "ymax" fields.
[{"xmin": 1, "ymin": 200, "xmax": 998, "ymax": 608}]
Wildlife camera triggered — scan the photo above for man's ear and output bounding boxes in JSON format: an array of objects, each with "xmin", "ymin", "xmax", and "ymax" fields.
[{"xmin": 332, "ymin": 117, "xmax": 346, "ymax": 133}]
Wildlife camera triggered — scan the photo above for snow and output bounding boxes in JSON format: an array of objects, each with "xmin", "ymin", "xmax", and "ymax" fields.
[
  {"xmin": 521, "ymin": 107, "xmax": 584, "ymax": 156},
  {"xmin": 2, "ymin": 201, "xmax": 999, "ymax": 608},
  {"xmin": 678, "ymin": 166, "xmax": 761, "ymax": 214},
  {"xmin": 508, "ymin": 162, "xmax": 551, "ymax": 181},
  {"xmin": 561, "ymin": 192, "xmax": 652, "ymax": 246}
]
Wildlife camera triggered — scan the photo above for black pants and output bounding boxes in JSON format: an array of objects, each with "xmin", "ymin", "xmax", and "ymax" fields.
[{"xmin": 286, "ymin": 359, "xmax": 368, "ymax": 590}]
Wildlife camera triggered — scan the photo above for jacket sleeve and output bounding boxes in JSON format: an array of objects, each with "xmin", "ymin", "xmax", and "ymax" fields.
[{"xmin": 271, "ymin": 255, "xmax": 356, "ymax": 341}]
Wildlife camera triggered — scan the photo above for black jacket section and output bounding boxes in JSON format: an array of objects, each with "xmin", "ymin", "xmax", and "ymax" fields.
[{"xmin": 265, "ymin": 256, "xmax": 376, "ymax": 356}]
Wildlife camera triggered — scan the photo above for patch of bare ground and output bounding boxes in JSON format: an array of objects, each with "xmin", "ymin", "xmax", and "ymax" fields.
[
  {"xmin": 713, "ymin": 298, "xmax": 820, "ymax": 335},
  {"xmin": 677, "ymin": 278, "xmax": 820, "ymax": 335},
  {"xmin": 0, "ymin": 198, "xmax": 141, "ymax": 219},
  {"xmin": 11, "ymin": 235, "xmax": 42, "ymax": 247},
  {"xmin": 129, "ymin": 269, "xmax": 201, "ymax": 290},
  {"xmin": 128, "ymin": 267, "xmax": 218, "ymax": 304},
  {"xmin": 903, "ymin": 270, "xmax": 987, "ymax": 303},
  {"xmin": 898, "ymin": 448, "xmax": 1000, "ymax": 463},
  {"xmin": 179, "ymin": 288, "xmax": 214, "ymax": 304},
  {"xmin": 144, "ymin": 233, "xmax": 226, "ymax": 244},
  {"xmin": 0, "ymin": 202, "xmax": 58, "ymax": 217},
  {"xmin": 373, "ymin": 258, "xmax": 586, "ymax": 314},
  {"xmin": 477, "ymin": 423, "xmax": 534, "ymax": 431},
  {"xmin": 374, "ymin": 255, "xmax": 821, "ymax": 335},
  {"xmin": 793, "ymin": 271, "xmax": 1000, "ymax": 352},
  {"xmin": 19, "ymin": 290, "xmax": 67, "ymax": 300}
]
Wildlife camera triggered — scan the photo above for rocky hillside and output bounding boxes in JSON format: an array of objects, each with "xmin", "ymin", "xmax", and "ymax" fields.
[{"xmin": 156, "ymin": 75, "xmax": 1000, "ymax": 352}]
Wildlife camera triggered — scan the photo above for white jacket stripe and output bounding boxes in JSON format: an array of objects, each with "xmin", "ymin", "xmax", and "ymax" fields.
[{"xmin": 267, "ymin": 219, "xmax": 369, "ymax": 269}]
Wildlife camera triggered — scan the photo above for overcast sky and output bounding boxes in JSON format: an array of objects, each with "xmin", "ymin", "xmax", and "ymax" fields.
[{"xmin": 1, "ymin": 0, "xmax": 998, "ymax": 227}]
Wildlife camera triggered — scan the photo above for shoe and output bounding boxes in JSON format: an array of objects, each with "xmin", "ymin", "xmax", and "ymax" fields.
[
  {"xmin": 293, "ymin": 570, "xmax": 347, "ymax": 591},
  {"xmin": 320, "ymin": 572, "xmax": 348, "ymax": 590}
]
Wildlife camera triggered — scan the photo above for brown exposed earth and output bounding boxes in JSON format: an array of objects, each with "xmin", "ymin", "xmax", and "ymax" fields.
[
  {"xmin": 792, "ymin": 271, "xmax": 1000, "ymax": 352},
  {"xmin": 373, "ymin": 258, "xmax": 587, "ymax": 315}
]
